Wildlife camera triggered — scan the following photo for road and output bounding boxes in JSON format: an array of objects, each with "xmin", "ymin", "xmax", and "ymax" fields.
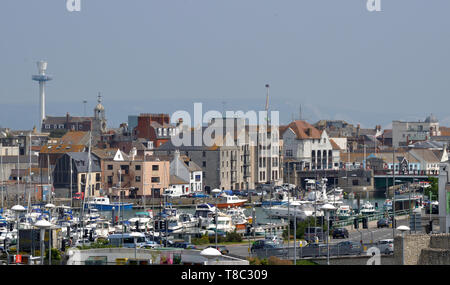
[{"xmin": 214, "ymin": 217, "xmax": 419, "ymax": 259}]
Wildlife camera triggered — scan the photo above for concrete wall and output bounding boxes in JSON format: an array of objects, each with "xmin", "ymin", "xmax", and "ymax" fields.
[
  {"xmin": 311, "ymin": 255, "xmax": 395, "ymax": 265},
  {"xmin": 394, "ymin": 233, "xmax": 450, "ymax": 265},
  {"xmin": 394, "ymin": 234, "xmax": 430, "ymax": 265}
]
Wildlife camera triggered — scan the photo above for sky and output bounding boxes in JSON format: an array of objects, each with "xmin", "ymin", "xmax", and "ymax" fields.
[{"xmin": 1, "ymin": 0, "xmax": 450, "ymax": 131}]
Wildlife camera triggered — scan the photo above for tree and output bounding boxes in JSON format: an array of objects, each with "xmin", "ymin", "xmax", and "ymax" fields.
[
  {"xmin": 283, "ymin": 216, "xmax": 328, "ymax": 240},
  {"xmin": 428, "ymin": 176, "xmax": 439, "ymax": 200}
]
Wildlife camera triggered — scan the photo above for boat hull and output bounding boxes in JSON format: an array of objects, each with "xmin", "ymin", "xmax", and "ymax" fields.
[
  {"xmin": 216, "ymin": 201, "xmax": 246, "ymax": 208},
  {"xmin": 85, "ymin": 203, "xmax": 133, "ymax": 211}
]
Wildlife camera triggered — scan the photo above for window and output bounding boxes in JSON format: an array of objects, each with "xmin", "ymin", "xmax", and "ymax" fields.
[
  {"xmin": 107, "ymin": 165, "xmax": 113, "ymax": 170},
  {"xmin": 135, "ymin": 165, "xmax": 141, "ymax": 171},
  {"xmin": 202, "ymin": 161, "xmax": 206, "ymax": 167},
  {"xmin": 107, "ymin": 176, "xmax": 113, "ymax": 184},
  {"xmin": 96, "ymin": 173, "xmax": 101, "ymax": 182},
  {"xmin": 152, "ymin": 165, "xmax": 159, "ymax": 171},
  {"xmin": 151, "ymin": 177, "xmax": 160, "ymax": 183},
  {"xmin": 202, "ymin": 151, "xmax": 206, "ymax": 157},
  {"xmin": 135, "ymin": 176, "xmax": 141, "ymax": 182}
]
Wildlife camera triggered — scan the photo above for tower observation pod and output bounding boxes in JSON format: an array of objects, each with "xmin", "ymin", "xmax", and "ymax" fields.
[{"xmin": 32, "ymin": 61, "xmax": 52, "ymax": 132}]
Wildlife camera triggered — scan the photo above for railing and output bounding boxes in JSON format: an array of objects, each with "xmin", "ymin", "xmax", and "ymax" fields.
[
  {"xmin": 373, "ymin": 170, "xmax": 438, "ymax": 176},
  {"xmin": 252, "ymin": 241, "xmax": 384, "ymax": 260},
  {"xmin": 333, "ymin": 209, "xmax": 411, "ymax": 228}
]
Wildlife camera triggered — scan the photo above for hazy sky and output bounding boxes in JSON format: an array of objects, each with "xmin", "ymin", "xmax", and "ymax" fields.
[{"xmin": 1, "ymin": 0, "xmax": 450, "ymax": 130}]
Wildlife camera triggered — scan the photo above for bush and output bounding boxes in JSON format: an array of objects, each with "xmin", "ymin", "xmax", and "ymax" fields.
[
  {"xmin": 45, "ymin": 248, "xmax": 61, "ymax": 261},
  {"xmin": 225, "ymin": 231, "xmax": 242, "ymax": 243},
  {"xmin": 208, "ymin": 234, "xmax": 226, "ymax": 244},
  {"xmin": 248, "ymin": 257, "xmax": 268, "ymax": 265},
  {"xmin": 192, "ymin": 234, "xmax": 210, "ymax": 245}
]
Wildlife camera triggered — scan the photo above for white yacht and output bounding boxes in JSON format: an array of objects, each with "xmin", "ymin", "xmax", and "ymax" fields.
[
  {"xmin": 360, "ymin": 201, "xmax": 376, "ymax": 215},
  {"xmin": 263, "ymin": 200, "xmax": 323, "ymax": 220},
  {"xmin": 178, "ymin": 213, "xmax": 199, "ymax": 230},
  {"xmin": 205, "ymin": 212, "xmax": 234, "ymax": 235},
  {"xmin": 335, "ymin": 205, "xmax": 353, "ymax": 219}
]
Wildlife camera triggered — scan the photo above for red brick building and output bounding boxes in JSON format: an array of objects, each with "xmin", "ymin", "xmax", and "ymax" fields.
[{"xmin": 134, "ymin": 113, "xmax": 176, "ymax": 148}]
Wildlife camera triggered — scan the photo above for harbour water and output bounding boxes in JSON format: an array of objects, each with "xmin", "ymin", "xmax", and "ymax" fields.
[{"xmin": 93, "ymin": 194, "xmax": 407, "ymax": 225}]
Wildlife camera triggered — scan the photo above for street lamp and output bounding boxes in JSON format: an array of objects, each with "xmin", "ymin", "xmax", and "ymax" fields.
[
  {"xmin": 11, "ymin": 204, "xmax": 26, "ymax": 258},
  {"xmin": 200, "ymin": 247, "xmax": 222, "ymax": 265},
  {"xmin": 321, "ymin": 203, "xmax": 336, "ymax": 265},
  {"xmin": 397, "ymin": 225, "xmax": 410, "ymax": 265},
  {"xmin": 211, "ymin": 189, "xmax": 221, "ymax": 248},
  {"xmin": 130, "ymin": 231, "xmax": 141, "ymax": 260},
  {"xmin": 45, "ymin": 203, "xmax": 55, "ymax": 265},
  {"xmin": 35, "ymin": 219, "xmax": 51, "ymax": 265}
]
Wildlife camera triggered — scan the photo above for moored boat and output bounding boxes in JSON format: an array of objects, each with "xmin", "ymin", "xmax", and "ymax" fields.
[{"xmin": 84, "ymin": 197, "xmax": 133, "ymax": 211}]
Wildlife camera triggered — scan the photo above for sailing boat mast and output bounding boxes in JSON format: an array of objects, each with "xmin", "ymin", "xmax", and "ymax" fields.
[
  {"xmin": 70, "ymin": 157, "xmax": 73, "ymax": 208},
  {"xmin": 80, "ymin": 131, "xmax": 92, "ymax": 245},
  {"xmin": 28, "ymin": 132, "xmax": 32, "ymax": 214},
  {"xmin": 1, "ymin": 144, "xmax": 3, "ymax": 210}
]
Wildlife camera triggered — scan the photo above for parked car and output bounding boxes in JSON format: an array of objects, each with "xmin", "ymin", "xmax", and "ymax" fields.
[
  {"xmin": 302, "ymin": 243, "xmax": 328, "ymax": 257},
  {"xmin": 377, "ymin": 239, "xmax": 394, "ymax": 255},
  {"xmin": 174, "ymin": 242, "xmax": 197, "ymax": 249},
  {"xmin": 251, "ymin": 240, "xmax": 277, "ymax": 252},
  {"xmin": 207, "ymin": 245, "xmax": 229, "ymax": 255},
  {"xmin": 332, "ymin": 228, "xmax": 349, "ymax": 239},
  {"xmin": 141, "ymin": 242, "xmax": 162, "ymax": 249},
  {"xmin": 377, "ymin": 218, "xmax": 390, "ymax": 228},
  {"xmin": 251, "ymin": 240, "xmax": 287, "ymax": 256},
  {"xmin": 337, "ymin": 241, "xmax": 362, "ymax": 255}
]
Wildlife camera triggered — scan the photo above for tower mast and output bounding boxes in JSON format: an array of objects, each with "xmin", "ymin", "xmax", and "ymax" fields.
[{"xmin": 32, "ymin": 61, "xmax": 52, "ymax": 132}]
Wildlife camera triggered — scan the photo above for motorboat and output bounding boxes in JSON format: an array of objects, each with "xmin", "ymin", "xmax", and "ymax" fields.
[
  {"xmin": 215, "ymin": 193, "xmax": 247, "ymax": 208},
  {"xmin": 205, "ymin": 212, "xmax": 234, "ymax": 235},
  {"xmin": 327, "ymin": 187, "xmax": 344, "ymax": 203},
  {"xmin": 335, "ymin": 205, "xmax": 353, "ymax": 219},
  {"xmin": 84, "ymin": 197, "xmax": 133, "ymax": 211},
  {"xmin": 129, "ymin": 211, "xmax": 153, "ymax": 231},
  {"xmin": 178, "ymin": 213, "xmax": 199, "ymax": 230},
  {"xmin": 224, "ymin": 207, "xmax": 249, "ymax": 231},
  {"xmin": 194, "ymin": 203, "xmax": 217, "ymax": 228},
  {"xmin": 94, "ymin": 220, "xmax": 116, "ymax": 238},
  {"xmin": 262, "ymin": 200, "xmax": 320, "ymax": 220},
  {"xmin": 262, "ymin": 191, "xmax": 290, "ymax": 206},
  {"xmin": 360, "ymin": 201, "xmax": 376, "ymax": 215}
]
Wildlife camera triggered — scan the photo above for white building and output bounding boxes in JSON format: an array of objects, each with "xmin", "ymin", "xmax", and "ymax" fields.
[
  {"xmin": 392, "ymin": 114, "xmax": 440, "ymax": 147},
  {"xmin": 170, "ymin": 150, "xmax": 203, "ymax": 193},
  {"xmin": 282, "ymin": 120, "xmax": 340, "ymax": 170}
]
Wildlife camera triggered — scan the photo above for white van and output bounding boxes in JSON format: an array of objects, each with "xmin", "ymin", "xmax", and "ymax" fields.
[{"xmin": 162, "ymin": 186, "xmax": 184, "ymax": 198}]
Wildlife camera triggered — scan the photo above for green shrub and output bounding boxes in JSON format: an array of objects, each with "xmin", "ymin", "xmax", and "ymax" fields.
[{"xmin": 225, "ymin": 231, "xmax": 242, "ymax": 243}]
